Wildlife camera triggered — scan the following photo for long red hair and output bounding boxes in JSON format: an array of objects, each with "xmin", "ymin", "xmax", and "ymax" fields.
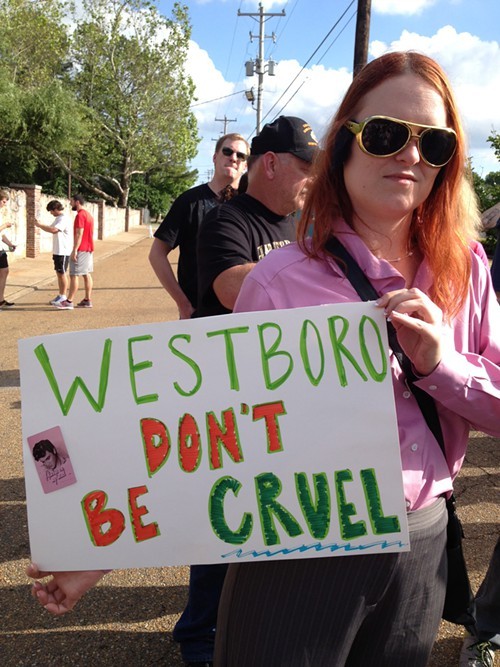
[{"xmin": 298, "ymin": 51, "xmax": 477, "ymax": 318}]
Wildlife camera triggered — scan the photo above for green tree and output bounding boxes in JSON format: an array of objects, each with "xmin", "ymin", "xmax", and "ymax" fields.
[
  {"xmin": 128, "ymin": 165, "xmax": 197, "ymax": 220},
  {"xmin": 488, "ymin": 130, "xmax": 500, "ymax": 162},
  {"xmin": 0, "ymin": 0, "xmax": 71, "ymax": 87},
  {"xmin": 472, "ymin": 132, "xmax": 500, "ymax": 256},
  {"xmin": 68, "ymin": 0, "xmax": 199, "ymax": 206},
  {"xmin": 472, "ymin": 132, "xmax": 500, "ymax": 211},
  {"xmin": 0, "ymin": 0, "xmax": 87, "ymax": 188}
]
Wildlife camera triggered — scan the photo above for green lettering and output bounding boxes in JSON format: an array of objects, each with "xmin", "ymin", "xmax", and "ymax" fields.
[
  {"xmin": 258, "ymin": 322, "xmax": 294, "ymax": 390},
  {"xmin": 327, "ymin": 316, "xmax": 368, "ymax": 387},
  {"xmin": 335, "ymin": 469, "xmax": 367, "ymax": 540},
  {"xmin": 128, "ymin": 335, "xmax": 158, "ymax": 405},
  {"xmin": 300, "ymin": 319, "xmax": 325, "ymax": 386},
  {"xmin": 359, "ymin": 316, "xmax": 387, "ymax": 382},
  {"xmin": 34, "ymin": 340, "xmax": 112, "ymax": 416},
  {"xmin": 360, "ymin": 468, "xmax": 400, "ymax": 534},
  {"xmin": 168, "ymin": 334, "xmax": 202, "ymax": 397},
  {"xmin": 209, "ymin": 476, "xmax": 253, "ymax": 545},
  {"xmin": 255, "ymin": 472, "xmax": 303, "ymax": 545},
  {"xmin": 295, "ymin": 472, "xmax": 331, "ymax": 539},
  {"xmin": 206, "ymin": 327, "xmax": 249, "ymax": 390}
]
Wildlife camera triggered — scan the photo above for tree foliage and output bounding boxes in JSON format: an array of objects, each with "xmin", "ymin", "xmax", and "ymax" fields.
[
  {"xmin": 68, "ymin": 0, "xmax": 199, "ymax": 206},
  {"xmin": 0, "ymin": 0, "xmax": 199, "ymax": 211},
  {"xmin": 488, "ymin": 130, "xmax": 500, "ymax": 162},
  {"xmin": 472, "ymin": 132, "xmax": 500, "ymax": 256},
  {"xmin": 473, "ymin": 131, "xmax": 500, "ymax": 211},
  {"xmin": 0, "ymin": 0, "xmax": 71, "ymax": 87}
]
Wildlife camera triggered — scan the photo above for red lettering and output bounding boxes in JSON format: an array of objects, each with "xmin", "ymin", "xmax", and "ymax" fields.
[
  {"xmin": 81, "ymin": 490, "xmax": 126, "ymax": 547},
  {"xmin": 252, "ymin": 401, "xmax": 287, "ymax": 453},
  {"xmin": 128, "ymin": 485, "xmax": 160, "ymax": 542},
  {"xmin": 207, "ymin": 409, "xmax": 243, "ymax": 469},
  {"xmin": 178, "ymin": 413, "xmax": 201, "ymax": 472},
  {"xmin": 141, "ymin": 417, "xmax": 171, "ymax": 477}
]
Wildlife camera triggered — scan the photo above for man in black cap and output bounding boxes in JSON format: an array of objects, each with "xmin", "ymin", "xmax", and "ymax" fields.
[
  {"xmin": 196, "ymin": 115, "xmax": 318, "ymax": 318},
  {"xmin": 171, "ymin": 116, "xmax": 318, "ymax": 667}
]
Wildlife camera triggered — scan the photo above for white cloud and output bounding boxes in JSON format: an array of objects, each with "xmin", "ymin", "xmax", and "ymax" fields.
[
  {"xmin": 373, "ymin": 0, "xmax": 438, "ymax": 15},
  {"xmin": 185, "ymin": 46, "xmax": 354, "ymax": 180},
  {"xmin": 369, "ymin": 26, "xmax": 500, "ymax": 172},
  {"xmin": 193, "ymin": 0, "xmax": 287, "ymax": 8}
]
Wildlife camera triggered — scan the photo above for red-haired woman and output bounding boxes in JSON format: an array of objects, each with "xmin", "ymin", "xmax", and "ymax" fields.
[{"xmin": 213, "ymin": 51, "xmax": 500, "ymax": 666}]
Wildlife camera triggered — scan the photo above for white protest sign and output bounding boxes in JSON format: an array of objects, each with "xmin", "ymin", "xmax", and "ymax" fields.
[{"xmin": 19, "ymin": 302, "xmax": 409, "ymax": 571}]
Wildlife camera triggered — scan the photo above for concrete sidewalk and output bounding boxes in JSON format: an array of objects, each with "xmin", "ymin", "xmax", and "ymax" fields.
[{"xmin": 5, "ymin": 225, "xmax": 153, "ymax": 303}]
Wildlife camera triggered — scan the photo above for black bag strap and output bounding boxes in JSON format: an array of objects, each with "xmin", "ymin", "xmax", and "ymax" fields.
[{"xmin": 325, "ymin": 236, "xmax": 447, "ymax": 455}]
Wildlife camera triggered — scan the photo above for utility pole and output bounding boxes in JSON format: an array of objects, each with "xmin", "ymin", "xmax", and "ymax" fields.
[
  {"xmin": 239, "ymin": 2, "xmax": 285, "ymax": 133},
  {"xmin": 215, "ymin": 115, "xmax": 237, "ymax": 134},
  {"xmin": 353, "ymin": 0, "xmax": 371, "ymax": 77}
]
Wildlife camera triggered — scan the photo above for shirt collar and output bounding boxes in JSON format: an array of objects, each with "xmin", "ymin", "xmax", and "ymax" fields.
[{"xmin": 329, "ymin": 217, "xmax": 433, "ymax": 292}]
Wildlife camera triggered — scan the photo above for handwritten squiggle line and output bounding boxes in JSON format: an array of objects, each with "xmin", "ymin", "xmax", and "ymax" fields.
[{"xmin": 221, "ymin": 539, "xmax": 408, "ymax": 560}]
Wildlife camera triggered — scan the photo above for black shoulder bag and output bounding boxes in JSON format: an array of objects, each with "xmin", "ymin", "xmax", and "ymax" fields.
[{"xmin": 325, "ymin": 236, "xmax": 475, "ymax": 626}]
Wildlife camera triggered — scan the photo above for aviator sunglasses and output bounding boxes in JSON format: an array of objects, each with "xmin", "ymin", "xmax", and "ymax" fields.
[
  {"xmin": 345, "ymin": 115, "xmax": 457, "ymax": 167},
  {"xmin": 221, "ymin": 146, "xmax": 248, "ymax": 161}
]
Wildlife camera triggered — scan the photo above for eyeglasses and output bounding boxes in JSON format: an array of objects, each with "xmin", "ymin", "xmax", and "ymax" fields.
[
  {"xmin": 344, "ymin": 115, "xmax": 457, "ymax": 168},
  {"xmin": 221, "ymin": 146, "xmax": 248, "ymax": 161}
]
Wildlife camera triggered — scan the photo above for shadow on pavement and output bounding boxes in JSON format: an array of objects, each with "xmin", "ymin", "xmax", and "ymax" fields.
[
  {"xmin": 4, "ymin": 584, "xmax": 188, "ymax": 631},
  {"xmin": 2, "ymin": 629, "xmax": 181, "ymax": 667}
]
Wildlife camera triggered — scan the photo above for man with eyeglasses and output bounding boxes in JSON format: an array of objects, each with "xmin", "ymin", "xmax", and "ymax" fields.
[
  {"xmin": 149, "ymin": 133, "xmax": 249, "ymax": 319},
  {"xmin": 171, "ymin": 116, "xmax": 318, "ymax": 667},
  {"xmin": 197, "ymin": 115, "xmax": 318, "ymax": 317}
]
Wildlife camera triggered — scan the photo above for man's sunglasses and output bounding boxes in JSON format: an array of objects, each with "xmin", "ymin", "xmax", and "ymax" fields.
[
  {"xmin": 344, "ymin": 115, "xmax": 457, "ymax": 168},
  {"xmin": 221, "ymin": 146, "xmax": 248, "ymax": 161}
]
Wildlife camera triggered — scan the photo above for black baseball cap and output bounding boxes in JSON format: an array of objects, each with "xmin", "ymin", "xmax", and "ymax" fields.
[{"xmin": 250, "ymin": 116, "xmax": 319, "ymax": 162}]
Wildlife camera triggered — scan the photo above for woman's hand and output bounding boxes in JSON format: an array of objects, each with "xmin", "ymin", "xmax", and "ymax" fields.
[
  {"xmin": 376, "ymin": 288, "xmax": 443, "ymax": 376},
  {"xmin": 26, "ymin": 563, "xmax": 107, "ymax": 615}
]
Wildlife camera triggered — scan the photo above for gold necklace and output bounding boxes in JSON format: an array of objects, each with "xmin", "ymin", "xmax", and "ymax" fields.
[{"xmin": 386, "ymin": 250, "xmax": 414, "ymax": 263}]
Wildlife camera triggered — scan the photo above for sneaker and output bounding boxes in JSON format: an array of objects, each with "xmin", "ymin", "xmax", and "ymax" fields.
[
  {"xmin": 0, "ymin": 299, "xmax": 14, "ymax": 308},
  {"xmin": 55, "ymin": 299, "xmax": 74, "ymax": 310},
  {"xmin": 76, "ymin": 298, "xmax": 93, "ymax": 308},
  {"xmin": 459, "ymin": 636, "xmax": 495, "ymax": 667},
  {"xmin": 50, "ymin": 295, "xmax": 66, "ymax": 305}
]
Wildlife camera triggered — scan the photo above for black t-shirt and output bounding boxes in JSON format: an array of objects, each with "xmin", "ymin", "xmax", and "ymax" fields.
[
  {"xmin": 154, "ymin": 183, "xmax": 219, "ymax": 309},
  {"xmin": 197, "ymin": 193, "xmax": 296, "ymax": 317}
]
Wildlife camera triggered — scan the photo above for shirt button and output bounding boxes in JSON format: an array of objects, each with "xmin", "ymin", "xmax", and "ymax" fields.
[
  {"xmin": 411, "ymin": 443, "xmax": 418, "ymax": 452},
  {"xmin": 403, "ymin": 391, "xmax": 411, "ymax": 399},
  {"xmin": 428, "ymin": 385, "xmax": 437, "ymax": 391}
]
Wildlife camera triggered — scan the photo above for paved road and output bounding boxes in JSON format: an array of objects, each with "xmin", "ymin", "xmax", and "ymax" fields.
[{"xmin": 0, "ymin": 234, "xmax": 498, "ymax": 666}]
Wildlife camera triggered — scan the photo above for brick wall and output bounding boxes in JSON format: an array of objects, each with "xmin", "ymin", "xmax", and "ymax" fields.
[{"xmin": 2, "ymin": 185, "xmax": 144, "ymax": 263}]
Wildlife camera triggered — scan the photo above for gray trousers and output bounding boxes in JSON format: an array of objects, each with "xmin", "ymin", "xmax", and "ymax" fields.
[
  {"xmin": 470, "ymin": 536, "xmax": 500, "ymax": 647},
  {"xmin": 215, "ymin": 498, "xmax": 447, "ymax": 667}
]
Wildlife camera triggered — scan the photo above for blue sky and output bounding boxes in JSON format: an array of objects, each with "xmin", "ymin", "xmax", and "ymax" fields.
[{"xmin": 156, "ymin": 0, "xmax": 500, "ymax": 183}]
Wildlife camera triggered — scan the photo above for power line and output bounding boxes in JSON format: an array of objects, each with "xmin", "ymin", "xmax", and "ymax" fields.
[
  {"xmin": 238, "ymin": 3, "xmax": 286, "ymax": 133},
  {"xmin": 266, "ymin": 0, "xmax": 300, "ymax": 62},
  {"xmin": 215, "ymin": 115, "xmax": 237, "ymax": 134},
  {"xmin": 259, "ymin": 0, "xmax": 356, "ymax": 129},
  {"xmin": 270, "ymin": 9, "xmax": 357, "ymax": 121},
  {"xmin": 189, "ymin": 90, "xmax": 246, "ymax": 109}
]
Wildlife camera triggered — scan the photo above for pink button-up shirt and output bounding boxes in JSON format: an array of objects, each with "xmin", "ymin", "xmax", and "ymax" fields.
[{"xmin": 234, "ymin": 219, "xmax": 500, "ymax": 510}]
